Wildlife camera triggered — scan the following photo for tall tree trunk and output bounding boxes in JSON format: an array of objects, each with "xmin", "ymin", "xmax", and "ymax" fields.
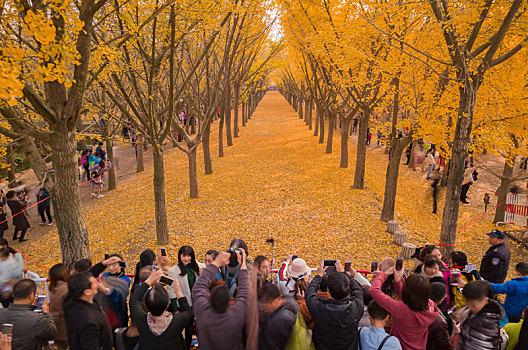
[
  {"xmin": 191, "ymin": 116, "xmax": 197, "ymax": 135},
  {"xmin": 318, "ymin": 110, "xmax": 325, "ymax": 144},
  {"xmin": 188, "ymin": 147, "xmax": 198, "ymax": 198},
  {"xmin": 299, "ymin": 98, "xmax": 303, "ymax": 119},
  {"xmin": 304, "ymin": 97, "xmax": 309, "ymax": 125},
  {"xmin": 17, "ymin": 135, "xmax": 54, "ymax": 190},
  {"xmin": 152, "ymin": 148, "xmax": 169, "ymax": 244},
  {"xmin": 225, "ymin": 83, "xmax": 233, "ymax": 146},
  {"xmin": 219, "ymin": 110, "xmax": 225, "ymax": 157},
  {"xmin": 387, "ymin": 77, "xmax": 400, "ymax": 155},
  {"xmin": 381, "ymin": 136, "xmax": 412, "ymax": 221},
  {"xmin": 493, "ymin": 159, "xmax": 515, "ymax": 223},
  {"xmin": 234, "ymin": 84, "xmax": 240, "ymax": 138},
  {"xmin": 308, "ymin": 99, "xmax": 313, "ymax": 130},
  {"xmin": 203, "ymin": 119, "xmax": 213, "ymax": 174},
  {"xmin": 340, "ymin": 117, "xmax": 351, "ymax": 168},
  {"xmin": 137, "ymin": 135, "xmax": 145, "ymax": 173},
  {"xmin": 326, "ymin": 114, "xmax": 334, "ymax": 154},
  {"xmin": 7, "ymin": 145, "xmax": 15, "ymax": 186},
  {"xmin": 49, "ymin": 131, "xmax": 89, "ymax": 268},
  {"xmin": 106, "ymin": 139, "xmax": 116, "ymax": 191},
  {"xmin": 440, "ymin": 88, "xmax": 476, "ymax": 258},
  {"xmin": 352, "ymin": 110, "xmax": 370, "ymax": 189},
  {"xmin": 314, "ymin": 107, "xmax": 319, "ymax": 136},
  {"xmin": 242, "ymin": 102, "xmax": 246, "ymax": 127}
]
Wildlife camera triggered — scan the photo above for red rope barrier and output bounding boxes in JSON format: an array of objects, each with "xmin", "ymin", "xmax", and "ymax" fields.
[
  {"xmin": 7, "ymin": 146, "xmax": 152, "ymax": 271},
  {"xmin": 438, "ymin": 200, "xmax": 505, "ymax": 247}
]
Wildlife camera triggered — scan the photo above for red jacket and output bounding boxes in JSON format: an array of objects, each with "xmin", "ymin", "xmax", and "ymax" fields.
[{"xmin": 370, "ymin": 273, "xmax": 439, "ymax": 350}]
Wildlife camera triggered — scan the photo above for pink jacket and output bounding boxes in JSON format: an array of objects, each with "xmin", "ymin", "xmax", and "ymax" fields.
[{"xmin": 370, "ymin": 273, "xmax": 439, "ymax": 350}]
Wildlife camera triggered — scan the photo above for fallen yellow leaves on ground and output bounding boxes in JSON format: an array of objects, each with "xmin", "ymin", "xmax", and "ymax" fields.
[{"xmin": 21, "ymin": 92, "xmax": 526, "ymax": 278}]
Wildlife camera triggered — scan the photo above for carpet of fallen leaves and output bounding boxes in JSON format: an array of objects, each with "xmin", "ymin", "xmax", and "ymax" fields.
[{"xmin": 20, "ymin": 91, "xmax": 526, "ymax": 277}]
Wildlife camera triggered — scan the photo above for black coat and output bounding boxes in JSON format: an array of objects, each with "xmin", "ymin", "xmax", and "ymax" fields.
[
  {"xmin": 130, "ymin": 283, "xmax": 193, "ymax": 350},
  {"xmin": 63, "ymin": 295, "xmax": 113, "ymax": 350},
  {"xmin": 6, "ymin": 197, "xmax": 30, "ymax": 230},
  {"xmin": 514, "ymin": 316, "xmax": 528, "ymax": 350},
  {"xmin": 480, "ymin": 242, "xmax": 511, "ymax": 283},
  {"xmin": 258, "ymin": 297, "xmax": 298, "ymax": 350},
  {"xmin": 457, "ymin": 299, "xmax": 504, "ymax": 350},
  {"xmin": 306, "ymin": 274, "xmax": 364, "ymax": 350}
]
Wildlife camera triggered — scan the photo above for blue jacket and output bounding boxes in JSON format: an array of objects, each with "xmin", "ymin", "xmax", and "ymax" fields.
[
  {"xmin": 490, "ymin": 276, "xmax": 528, "ymax": 318},
  {"xmin": 358, "ymin": 326, "xmax": 401, "ymax": 350}
]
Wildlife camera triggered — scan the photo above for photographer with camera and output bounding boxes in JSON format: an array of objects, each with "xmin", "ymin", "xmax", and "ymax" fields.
[
  {"xmin": 192, "ymin": 247, "xmax": 250, "ymax": 350},
  {"xmin": 129, "ymin": 269, "xmax": 193, "ymax": 350},
  {"xmin": 306, "ymin": 261, "xmax": 364, "ymax": 350}
]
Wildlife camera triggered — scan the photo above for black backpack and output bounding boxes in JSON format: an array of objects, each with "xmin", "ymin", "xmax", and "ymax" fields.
[{"xmin": 358, "ymin": 327, "xmax": 392, "ymax": 350}]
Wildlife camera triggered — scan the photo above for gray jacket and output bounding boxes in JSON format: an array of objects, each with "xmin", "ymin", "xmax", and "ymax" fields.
[{"xmin": 0, "ymin": 304, "xmax": 56, "ymax": 350}]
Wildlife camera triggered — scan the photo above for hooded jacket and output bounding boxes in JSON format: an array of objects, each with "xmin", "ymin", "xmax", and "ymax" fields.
[
  {"xmin": 306, "ymin": 273, "xmax": 364, "ymax": 350},
  {"xmin": 489, "ymin": 276, "xmax": 528, "ymax": 319},
  {"xmin": 258, "ymin": 296, "xmax": 298, "ymax": 350},
  {"xmin": 457, "ymin": 299, "xmax": 505, "ymax": 350},
  {"xmin": 370, "ymin": 273, "xmax": 439, "ymax": 350},
  {"xmin": 129, "ymin": 283, "xmax": 193, "ymax": 350}
]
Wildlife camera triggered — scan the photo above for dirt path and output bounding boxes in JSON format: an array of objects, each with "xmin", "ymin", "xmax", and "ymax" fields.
[{"xmin": 17, "ymin": 91, "xmax": 527, "ymax": 276}]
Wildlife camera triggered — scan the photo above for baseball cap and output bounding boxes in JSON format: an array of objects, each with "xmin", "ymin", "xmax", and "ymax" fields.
[{"xmin": 486, "ymin": 229, "xmax": 505, "ymax": 239}]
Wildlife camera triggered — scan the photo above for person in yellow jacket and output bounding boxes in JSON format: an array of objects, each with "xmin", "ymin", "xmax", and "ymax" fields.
[{"xmin": 449, "ymin": 251, "xmax": 482, "ymax": 309}]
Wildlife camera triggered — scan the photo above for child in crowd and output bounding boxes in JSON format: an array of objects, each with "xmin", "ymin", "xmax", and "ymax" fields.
[
  {"xmin": 503, "ymin": 306, "xmax": 527, "ymax": 350},
  {"xmin": 489, "ymin": 262, "xmax": 528, "ymax": 323},
  {"xmin": 358, "ymin": 300, "xmax": 401, "ymax": 350},
  {"xmin": 89, "ymin": 159, "xmax": 112, "ymax": 198},
  {"xmin": 457, "ymin": 280, "xmax": 504, "ymax": 349},
  {"xmin": 426, "ymin": 282, "xmax": 450, "ymax": 350}
]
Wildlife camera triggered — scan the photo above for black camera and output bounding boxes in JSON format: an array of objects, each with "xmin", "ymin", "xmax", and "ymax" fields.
[{"xmin": 227, "ymin": 238, "xmax": 243, "ymax": 263}]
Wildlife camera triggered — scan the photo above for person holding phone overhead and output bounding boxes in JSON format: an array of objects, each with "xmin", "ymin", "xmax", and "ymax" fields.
[
  {"xmin": 306, "ymin": 261, "xmax": 364, "ymax": 349},
  {"xmin": 130, "ymin": 269, "xmax": 193, "ymax": 350},
  {"xmin": 370, "ymin": 267, "xmax": 438, "ymax": 350}
]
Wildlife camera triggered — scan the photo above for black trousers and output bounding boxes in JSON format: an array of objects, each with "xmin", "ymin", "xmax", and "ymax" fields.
[
  {"xmin": 84, "ymin": 165, "xmax": 90, "ymax": 181},
  {"xmin": 461, "ymin": 184, "xmax": 471, "ymax": 201},
  {"xmin": 38, "ymin": 205, "xmax": 52, "ymax": 223},
  {"xmin": 14, "ymin": 228, "xmax": 27, "ymax": 240}
]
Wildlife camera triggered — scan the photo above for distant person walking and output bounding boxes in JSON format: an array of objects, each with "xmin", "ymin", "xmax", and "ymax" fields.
[
  {"xmin": 6, "ymin": 190, "xmax": 30, "ymax": 242},
  {"xmin": 96, "ymin": 142, "xmax": 107, "ymax": 161},
  {"xmin": 37, "ymin": 187, "xmax": 52, "ymax": 225}
]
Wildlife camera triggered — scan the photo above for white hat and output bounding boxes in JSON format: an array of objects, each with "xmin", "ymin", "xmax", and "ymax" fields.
[{"xmin": 288, "ymin": 258, "xmax": 311, "ymax": 279}]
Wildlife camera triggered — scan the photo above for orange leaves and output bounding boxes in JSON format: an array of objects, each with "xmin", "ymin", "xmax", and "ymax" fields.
[{"xmin": 21, "ymin": 92, "xmax": 525, "ymax": 279}]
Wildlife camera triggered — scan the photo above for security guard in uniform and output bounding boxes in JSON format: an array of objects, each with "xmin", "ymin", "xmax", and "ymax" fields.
[{"xmin": 479, "ymin": 229, "xmax": 511, "ymax": 283}]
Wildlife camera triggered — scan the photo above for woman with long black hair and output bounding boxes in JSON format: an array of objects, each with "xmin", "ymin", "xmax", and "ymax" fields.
[{"xmin": 168, "ymin": 245, "xmax": 204, "ymax": 348}]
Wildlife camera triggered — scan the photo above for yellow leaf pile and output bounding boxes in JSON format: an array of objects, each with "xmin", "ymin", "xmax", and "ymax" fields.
[{"xmin": 20, "ymin": 92, "xmax": 526, "ymax": 278}]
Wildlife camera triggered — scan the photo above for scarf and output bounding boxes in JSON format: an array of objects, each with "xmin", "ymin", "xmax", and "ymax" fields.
[{"xmin": 147, "ymin": 311, "xmax": 173, "ymax": 336}]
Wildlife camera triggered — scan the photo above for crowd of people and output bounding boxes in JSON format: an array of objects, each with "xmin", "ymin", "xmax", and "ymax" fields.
[
  {"xmin": 0, "ymin": 183, "xmax": 53, "ymax": 243},
  {"xmin": 79, "ymin": 143, "xmax": 113, "ymax": 199},
  {"xmin": 0, "ymin": 230, "xmax": 524, "ymax": 350}
]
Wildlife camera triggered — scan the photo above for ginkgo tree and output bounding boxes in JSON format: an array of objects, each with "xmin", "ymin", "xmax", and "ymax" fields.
[{"xmin": 0, "ymin": 0, "xmax": 126, "ymax": 266}]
